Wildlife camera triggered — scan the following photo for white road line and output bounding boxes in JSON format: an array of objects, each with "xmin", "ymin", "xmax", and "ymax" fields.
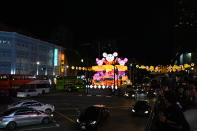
[
  {"xmin": 87, "ymin": 94, "xmax": 92, "ymax": 96},
  {"xmin": 106, "ymin": 96, "xmax": 112, "ymax": 97},
  {"xmin": 19, "ymin": 125, "xmax": 59, "ymax": 131}
]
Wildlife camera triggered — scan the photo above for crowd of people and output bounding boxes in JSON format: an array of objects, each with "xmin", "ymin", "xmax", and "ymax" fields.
[{"xmin": 148, "ymin": 74, "xmax": 197, "ymax": 131}]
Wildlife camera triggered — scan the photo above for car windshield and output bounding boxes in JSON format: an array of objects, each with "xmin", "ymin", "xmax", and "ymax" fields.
[{"xmin": 80, "ymin": 106, "xmax": 100, "ymax": 121}]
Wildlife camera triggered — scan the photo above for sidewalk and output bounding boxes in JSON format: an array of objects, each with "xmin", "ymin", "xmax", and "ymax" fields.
[{"xmin": 184, "ymin": 107, "xmax": 197, "ymax": 131}]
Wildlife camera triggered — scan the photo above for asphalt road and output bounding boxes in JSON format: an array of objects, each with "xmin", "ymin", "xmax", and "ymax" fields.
[{"xmin": 0, "ymin": 92, "xmax": 155, "ymax": 131}]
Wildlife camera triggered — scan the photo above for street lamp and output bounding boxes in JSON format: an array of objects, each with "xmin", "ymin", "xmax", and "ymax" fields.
[
  {"xmin": 36, "ymin": 61, "xmax": 40, "ymax": 75},
  {"xmin": 130, "ymin": 64, "xmax": 132, "ymax": 82}
]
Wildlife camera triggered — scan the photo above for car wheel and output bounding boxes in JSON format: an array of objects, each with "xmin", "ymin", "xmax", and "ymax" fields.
[
  {"xmin": 42, "ymin": 117, "xmax": 50, "ymax": 124},
  {"xmin": 6, "ymin": 121, "xmax": 17, "ymax": 130},
  {"xmin": 45, "ymin": 109, "xmax": 52, "ymax": 114}
]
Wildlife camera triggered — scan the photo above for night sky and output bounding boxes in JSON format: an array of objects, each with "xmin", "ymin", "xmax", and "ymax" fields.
[{"xmin": 0, "ymin": 1, "xmax": 179, "ymax": 65}]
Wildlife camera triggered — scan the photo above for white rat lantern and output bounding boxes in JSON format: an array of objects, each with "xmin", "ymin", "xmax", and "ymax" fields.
[{"xmin": 103, "ymin": 52, "xmax": 118, "ymax": 65}]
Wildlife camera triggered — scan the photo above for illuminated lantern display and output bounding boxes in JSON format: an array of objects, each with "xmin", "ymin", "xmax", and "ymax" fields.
[{"xmin": 91, "ymin": 52, "xmax": 128, "ymax": 87}]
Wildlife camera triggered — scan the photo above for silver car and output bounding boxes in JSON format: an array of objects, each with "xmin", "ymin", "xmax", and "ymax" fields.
[
  {"xmin": 8, "ymin": 100, "xmax": 55, "ymax": 114},
  {"xmin": 0, "ymin": 107, "xmax": 53, "ymax": 130}
]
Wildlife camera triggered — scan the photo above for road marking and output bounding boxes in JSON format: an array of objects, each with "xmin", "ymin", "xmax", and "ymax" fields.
[
  {"xmin": 55, "ymin": 111, "xmax": 76, "ymax": 123},
  {"xmin": 19, "ymin": 125, "xmax": 59, "ymax": 131},
  {"xmin": 106, "ymin": 96, "xmax": 112, "ymax": 97}
]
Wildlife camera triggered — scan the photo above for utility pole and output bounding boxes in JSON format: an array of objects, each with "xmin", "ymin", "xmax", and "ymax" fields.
[{"xmin": 113, "ymin": 64, "xmax": 116, "ymax": 91}]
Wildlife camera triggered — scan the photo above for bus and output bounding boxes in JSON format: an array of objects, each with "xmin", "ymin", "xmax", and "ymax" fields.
[
  {"xmin": 0, "ymin": 74, "xmax": 52, "ymax": 96},
  {"xmin": 56, "ymin": 76, "xmax": 85, "ymax": 91}
]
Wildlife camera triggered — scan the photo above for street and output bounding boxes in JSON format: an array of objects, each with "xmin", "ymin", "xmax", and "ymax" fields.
[{"xmin": 0, "ymin": 91, "xmax": 155, "ymax": 131}]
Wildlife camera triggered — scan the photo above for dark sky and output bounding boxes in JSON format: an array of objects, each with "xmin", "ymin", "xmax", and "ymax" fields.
[{"xmin": 0, "ymin": 1, "xmax": 175, "ymax": 65}]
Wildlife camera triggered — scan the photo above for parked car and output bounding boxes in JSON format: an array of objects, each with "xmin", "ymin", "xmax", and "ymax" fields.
[
  {"xmin": 131, "ymin": 100, "xmax": 151, "ymax": 117},
  {"xmin": 8, "ymin": 100, "xmax": 55, "ymax": 114},
  {"xmin": 76, "ymin": 105, "xmax": 110, "ymax": 130},
  {"xmin": 17, "ymin": 89, "xmax": 40, "ymax": 98},
  {"xmin": 0, "ymin": 107, "xmax": 53, "ymax": 130}
]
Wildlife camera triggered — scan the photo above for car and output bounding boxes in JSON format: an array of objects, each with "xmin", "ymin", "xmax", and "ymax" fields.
[
  {"xmin": 0, "ymin": 107, "xmax": 53, "ymax": 130},
  {"xmin": 146, "ymin": 90, "xmax": 157, "ymax": 98},
  {"xmin": 124, "ymin": 90, "xmax": 137, "ymax": 99},
  {"xmin": 76, "ymin": 105, "xmax": 110, "ymax": 130},
  {"xmin": 8, "ymin": 100, "xmax": 55, "ymax": 114},
  {"xmin": 16, "ymin": 89, "xmax": 40, "ymax": 98},
  {"xmin": 131, "ymin": 100, "xmax": 151, "ymax": 117}
]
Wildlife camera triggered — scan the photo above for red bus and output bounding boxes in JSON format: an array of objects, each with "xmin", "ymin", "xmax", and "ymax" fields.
[{"xmin": 0, "ymin": 74, "xmax": 51, "ymax": 96}]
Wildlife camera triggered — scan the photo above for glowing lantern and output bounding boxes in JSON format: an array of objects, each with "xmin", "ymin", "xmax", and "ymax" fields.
[{"xmin": 149, "ymin": 66, "xmax": 154, "ymax": 72}]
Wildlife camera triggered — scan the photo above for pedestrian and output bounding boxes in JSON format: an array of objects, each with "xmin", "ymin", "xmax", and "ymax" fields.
[{"xmin": 157, "ymin": 92, "xmax": 190, "ymax": 131}]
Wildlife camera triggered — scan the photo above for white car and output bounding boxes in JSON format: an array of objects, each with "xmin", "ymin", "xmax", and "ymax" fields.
[
  {"xmin": 8, "ymin": 100, "xmax": 55, "ymax": 114},
  {"xmin": 17, "ymin": 89, "xmax": 40, "ymax": 98}
]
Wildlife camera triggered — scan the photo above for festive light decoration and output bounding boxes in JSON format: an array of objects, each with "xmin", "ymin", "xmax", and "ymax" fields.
[
  {"xmin": 91, "ymin": 52, "xmax": 128, "ymax": 87},
  {"xmin": 136, "ymin": 63, "xmax": 195, "ymax": 73}
]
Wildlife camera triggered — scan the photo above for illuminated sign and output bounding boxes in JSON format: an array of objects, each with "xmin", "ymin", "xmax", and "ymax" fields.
[
  {"xmin": 0, "ymin": 40, "xmax": 10, "ymax": 44},
  {"xmin": 54, "ymin": 49, "xmax": 58, "ymax": 66},
  {"xmin": 60, "ymin": 54, "xmax": 65, "ymax": 73}
]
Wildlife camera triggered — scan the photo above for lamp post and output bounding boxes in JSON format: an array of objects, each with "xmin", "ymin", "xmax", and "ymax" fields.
[
  {"xmin": 114, "ymin": 64, "xmax": 116, "ymax": 89},
  {"xmin": 36, "ymin": 61, "xmax": 40, "ymax": 75},
  {"xmin": 130, "ymin": 63, "xmax": 132, "ymax": 83}
]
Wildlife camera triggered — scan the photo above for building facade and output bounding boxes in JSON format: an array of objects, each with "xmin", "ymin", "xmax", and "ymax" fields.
[{"xmin": 0, "ymin": 31, "xmax": 64, "ymax": 76}]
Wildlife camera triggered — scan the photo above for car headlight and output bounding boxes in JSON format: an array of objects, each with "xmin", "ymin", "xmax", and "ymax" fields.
[
  {"xmin": 76, "ymin": 119, "xmax": 79, "ymax": 123},
  {"xmin": 144, "ymin": 111, "xmax": 149, "ymax": 114},
  {"xmin": 90, "ymin": 121, "xmax": 96, "ymax": 125},
  {"xmin": 132, "ymin": 94, "xmax": 135, "ymax": 97},
  {"xmin": 124, "ymin": 93, "xmax": 129, "ymax": 97},
  {"xmin": 132, "ymin": 109, "xmax": 135, "ymax": 112}
]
